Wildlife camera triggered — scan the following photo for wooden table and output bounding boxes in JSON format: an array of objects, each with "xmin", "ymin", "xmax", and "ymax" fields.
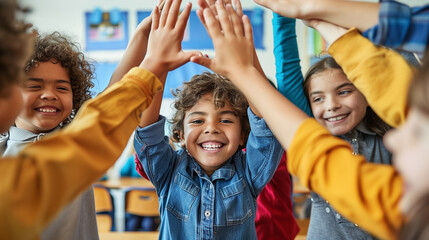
[
  {"xmin": 99, "ymin": 231, "xmax": 158, "ymax": 240},
  {"xmin": 96, "ymin": 177, "xmax": 155, "ymax": 190},
  {"xmin": 95, "ymin": 177, "xmax": 156, "ymax": 231}
]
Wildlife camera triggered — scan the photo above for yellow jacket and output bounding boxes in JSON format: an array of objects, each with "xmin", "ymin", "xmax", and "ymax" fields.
[
  {"xmin": 288, "ymin": 29, "xmax": 414, "ymax": 240},
  {"xmin": 0, "ymin": 67, "xmax": 162, "ymax": 240}
]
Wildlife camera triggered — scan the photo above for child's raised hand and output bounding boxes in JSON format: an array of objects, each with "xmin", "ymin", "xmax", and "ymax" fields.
[
  {"xmin": 191, "ymin": 1, "xmax": 254, "ymax": 79},
  {"xmin": 140, "ymin": 0, "xmax": 202, "ymax": 78},
  {"xmin": 196, "ymin": 0, "xmax": 237, "ymax": 23},
  {"xmin": 253, "ymin": 0, "xmax": 309, "ymax": 19},
  {"xmin": 303, "ymin": 19, "xmax": 347, "ymax": 46}
]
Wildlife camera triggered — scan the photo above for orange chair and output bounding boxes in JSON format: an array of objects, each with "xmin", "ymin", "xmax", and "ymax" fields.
[
  {"xmin": 93, "ymin": 184, "xmax": 115, "ymax": 232},
  {"xmin": 124, "ymin": 188, "xmax": 160, "ymax": 231},
  {"xmin": 125, "ymin": 188, "xmax": 159, "ymax": 216}
]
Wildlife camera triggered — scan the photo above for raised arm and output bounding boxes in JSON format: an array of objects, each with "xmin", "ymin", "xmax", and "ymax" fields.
[
  {"xmin": 254, "ymin": 0, "xmax": 379, "ymax": 33},
  {"xmin": 307, "ymin": 19, "xmax": 414, "ymax": 127},
  {"xmin": 191, "ymin": 1, "xmax": 308, "ymax": 149},
  {"xmin": 104, "ymin": 3, "xmax": 167, "ymax": 127},
  {"xmin": 197, "ymin": 0, "xmax": 267, "ymax": 117},
  {"xmin": 191, "ymin": 3, "xmax": 404, "ymax": 239},
  {"xmin": 272, "ymin": 13, "xmax": 311, "ymax": 116},
  {"xmin": 107, "ymin": 14, "xmax": 153, "ymax": 88},
  {"xmin": 362, "ymin": 1, "xmax": 429, "ymax": 58},
  {"xmin": 139, "ymin": 0, "xmax": 200, "ymax": 128}
]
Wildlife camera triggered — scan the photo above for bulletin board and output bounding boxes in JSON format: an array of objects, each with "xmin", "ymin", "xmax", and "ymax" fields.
[{"xmin": 85, "ymin": 10, "xmax": 129, "ymax": 50}]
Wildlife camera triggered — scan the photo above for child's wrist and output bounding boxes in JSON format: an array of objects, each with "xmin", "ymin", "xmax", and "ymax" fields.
[
  {"xmin": 139, "ymin": 58, "xmax": 165, "ymax": 80},
  {"xmin": 229, "ymin": 66, "xmax": 260, "ymax": 87},
  {"xmin": 300, "ymin": 0, "xmax": 323, "ymax": 19}
]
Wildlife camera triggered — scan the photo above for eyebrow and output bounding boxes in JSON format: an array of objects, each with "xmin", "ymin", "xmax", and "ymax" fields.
[
  {"xmin": 309, "ymin": 83, "xmax": 355, "ymax": 97},
  {"xmin": 186, "ymin": 110, "xmax": 238, "ymax": 119},
  {"xmin": 27, "ymin": 78, "xmax": 71, "ymax": 84}
]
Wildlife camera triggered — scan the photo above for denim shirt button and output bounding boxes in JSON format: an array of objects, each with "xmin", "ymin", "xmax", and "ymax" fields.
[
  {"xmin": 352, "ymin": 138, "xmax": 357, "ymax": 143},
  {"xmin": 336, "ymin": 213, "xmax": 340, "ymax": 219},
  {"xmin": 352, "ymin": 152, "xmax": 357, "ymax": 155},
  {"xmin": 354, "ymin": 223, "xmax": 359, "ymax": 227},
  {"xmin": 204, "ymin": 210, "xmax": 211, "ymax": 218},
  {"xmin": 325, "ymin": 207, "xmax": 330, "ymax": 213}
]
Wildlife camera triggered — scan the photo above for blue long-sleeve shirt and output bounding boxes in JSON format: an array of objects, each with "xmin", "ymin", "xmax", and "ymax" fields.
[
  {"xmin": 272, "ymin": 13, "xmax": 312, "ymax": 116},
  {"xmin": 363, "ymin": 0, "xmax": 429, "ymax": 59}
]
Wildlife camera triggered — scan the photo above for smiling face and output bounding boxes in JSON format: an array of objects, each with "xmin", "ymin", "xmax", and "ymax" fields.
[
  {"xmin": 15, "ymin": 61, "xmax": 73, "ymax": 133},
  {"xmin": 307, "ymin": 69, "xmax": 368, "ymax": 136},
  {"xmin": 180, "ymin": 93, "xmax": 244, "ymax": 176},
  {"xmin": 384, "ymin": 107, "xmax": 429, "ymax": 214}
]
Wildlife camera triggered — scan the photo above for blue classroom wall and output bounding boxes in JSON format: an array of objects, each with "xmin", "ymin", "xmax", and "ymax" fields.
[
  {"xmin": 137, "ymin": 8, "xmax": 264, "ymax": 50},
  {"xmin": 91, "ymin": 61, "xmax": 211, "ymax": 97}
]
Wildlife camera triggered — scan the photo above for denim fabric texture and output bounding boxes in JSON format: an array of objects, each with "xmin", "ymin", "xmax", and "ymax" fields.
[{"xmin": 134, "ymin": 108, "xmax": 283, "ymax": 240}]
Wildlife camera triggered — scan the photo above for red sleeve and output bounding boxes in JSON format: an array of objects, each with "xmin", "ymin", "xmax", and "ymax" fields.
[
  {"xmin": 255, "ymin": 152, "xmax": 300, "ymax": 240},
  {"xmin": 134, "ymin": 153, "xmax": 149, "ymax": 180}
]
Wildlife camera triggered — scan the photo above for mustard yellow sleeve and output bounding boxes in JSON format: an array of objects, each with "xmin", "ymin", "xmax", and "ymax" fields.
[
  {"xmin": 0, "ymin": 67, "xmax": 162, "ymax": 239},
  {"xmin": 328, "ymin": 28, "xmax": 414, "ymax": 128},
  {"xmin": 287, "ymin": 118, "xmax": 403, "ymax": 240}
]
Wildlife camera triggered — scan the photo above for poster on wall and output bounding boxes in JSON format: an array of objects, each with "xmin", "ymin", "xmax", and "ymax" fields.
[{"xmin": 85, "ymin": 8, "xmax": 129, "ymax": 50}]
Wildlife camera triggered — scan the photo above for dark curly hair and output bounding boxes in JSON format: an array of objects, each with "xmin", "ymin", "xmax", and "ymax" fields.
[
  {"xmin": 24, "ymin": 32, "xmax": 94, "ymax": 117},
  {"xmin": 0, "ymin": 0, "xmax": 32, "ymax": 97},
  {"xmin": 303, "ymin": 57, "xmax": 391, "ymax": 137},
  {"xmin": 169, "ymin": 72, "xmax": 250, "ymax": 150}
]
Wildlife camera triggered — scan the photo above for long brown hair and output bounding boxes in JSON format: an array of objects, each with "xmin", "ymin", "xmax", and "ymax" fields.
[{"xmin": 303, "ymin": 57, "xmax": 391, "ymax": 136}]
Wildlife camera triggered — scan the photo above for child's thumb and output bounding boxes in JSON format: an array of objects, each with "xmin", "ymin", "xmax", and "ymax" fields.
[{"xmin": 190, "ymin": 55, "xmax": 212, "ymax": 69}]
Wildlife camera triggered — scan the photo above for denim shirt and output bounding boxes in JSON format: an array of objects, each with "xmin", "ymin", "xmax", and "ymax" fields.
[
  {"xmin": 134, "ymin": 108, "xmax": 283, "ymax": 240},
  {"xmin": 307, "ymin": 123, "xmax": 392, "ymax": 240}
]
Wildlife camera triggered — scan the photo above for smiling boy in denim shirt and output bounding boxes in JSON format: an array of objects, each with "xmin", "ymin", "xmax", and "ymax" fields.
[
  {"xmin": 133, "ymin": 1, "xmax": 282, "ymax": 239},
  {"xmin": 134, "ymin": 71, "xmax": 282, "ymax": 239}
]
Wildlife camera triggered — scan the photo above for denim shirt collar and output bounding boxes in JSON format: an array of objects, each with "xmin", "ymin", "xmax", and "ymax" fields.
[{"xmin": 189, "ymin": 153, "xmax": 236, "ymax": 182}]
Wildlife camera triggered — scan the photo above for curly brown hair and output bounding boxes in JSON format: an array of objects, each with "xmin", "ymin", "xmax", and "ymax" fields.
[
  {"xmin": 169, "ymin": 72, "xmax": 250, "ymax": 150},
  {"xmin": 24, "ymin": 32, "xmax": 94, "ymax": 115},
  {"xmin": 0, "ymin": 0, "xmax": 32, "ymax": 97}
]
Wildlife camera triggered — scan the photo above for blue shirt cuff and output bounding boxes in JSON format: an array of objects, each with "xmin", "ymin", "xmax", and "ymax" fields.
[
  {"xmin": 135, "ymin": 115, "xmax": 166, "ymax": 146},
  {"xmin": 247, "ymin": 108, "xmax": 273, "ymax": 137}
]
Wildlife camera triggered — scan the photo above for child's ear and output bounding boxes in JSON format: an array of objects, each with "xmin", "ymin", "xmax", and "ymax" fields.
[
  {"xmin": 239, "ymin": 132, "xmax": 245, "ymax": 146},
  {"xmin": 178, "ymin": 131, "xmax": 186, "ymax": 148}
]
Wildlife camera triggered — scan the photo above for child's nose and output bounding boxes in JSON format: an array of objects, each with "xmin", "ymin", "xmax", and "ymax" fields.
[
  {"xmin": 204, "ymin": 122, "xmax": 220, "ymax": 134},
  {"xmin": 40, "ymin": 89, "xmax": 58, "ymax": 100},
  {"xmin": 326, "ymin": 98, "xmax": 341, "ymax": 111}
]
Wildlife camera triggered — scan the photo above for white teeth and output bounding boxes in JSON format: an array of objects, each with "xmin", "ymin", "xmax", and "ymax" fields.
[
  {"xmin": 39, "ymin": 108, "xmax": 57, "ymax": 113},
  {"xmin": 202, "ymin": 143, "xmax": 222, "ymax": 151},
  {"xmin": 327, "ymin": 115, "xmax": 346, "ymax": 122}
]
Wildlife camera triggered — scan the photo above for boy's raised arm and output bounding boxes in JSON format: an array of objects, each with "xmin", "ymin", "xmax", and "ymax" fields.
[
  {"xmin": 196, "ymin": 0, "xmax": 269, "ymax": 118},
  {"xmin": 191, "ymin": 1, "xmax": 308, "ymax": 149},
  {"xmin": 138, "ymin": 0, "xmax": 201, "ymax": 128}
]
